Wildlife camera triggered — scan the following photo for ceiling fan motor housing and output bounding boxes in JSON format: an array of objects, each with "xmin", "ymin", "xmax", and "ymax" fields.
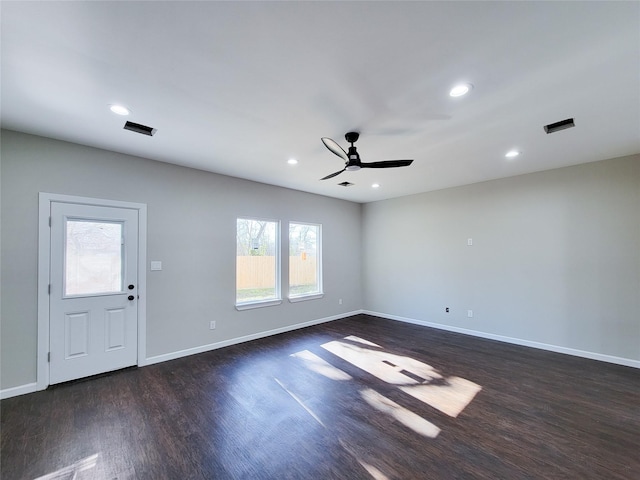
[
  {"xmin": 348, "ymin": 146, "xmax": 360, "ymax": 161},
  {"xmin": 346, "ymin": 145, "xmax": 361, "ymax": 171},
  {"xmin": 345, "ymin": 131, "xmax": 360, "ymax": 144}
]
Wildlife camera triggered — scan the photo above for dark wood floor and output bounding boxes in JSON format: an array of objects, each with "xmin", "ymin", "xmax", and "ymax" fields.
[{"xmin": 2, "ymin": 314, "xmax": 639, "ymax": 479}]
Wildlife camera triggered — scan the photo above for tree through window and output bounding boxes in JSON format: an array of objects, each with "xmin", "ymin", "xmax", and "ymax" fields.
[
  {"xmin": 236, "ymin": 218, "xmax": 280, "ymax": 305},
  {"xmin": 289, "ymin": 222, "xmax": 322, "ymax": 298}
]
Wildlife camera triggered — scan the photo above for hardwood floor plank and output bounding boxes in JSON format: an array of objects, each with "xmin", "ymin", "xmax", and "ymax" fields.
[{"xmin": 2, "ymin": 314, "xmax": 638, "ymax": 479}]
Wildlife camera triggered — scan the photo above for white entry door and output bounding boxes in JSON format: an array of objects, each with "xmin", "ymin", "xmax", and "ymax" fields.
[{"xmin": 49, "ymin": 202, "xmax": 139, "ymax": 384}]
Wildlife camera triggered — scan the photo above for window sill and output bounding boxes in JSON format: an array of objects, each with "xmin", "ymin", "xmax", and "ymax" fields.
[
  {"xmin": 235, "ymin": 299, "xmax": 283, "ymax": 311},
  {"xmin": 288, "ymin": 293, "xmax": 324, "ymax": 303}
]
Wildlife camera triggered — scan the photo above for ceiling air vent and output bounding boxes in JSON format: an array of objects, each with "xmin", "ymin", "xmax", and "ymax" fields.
[
  {"xmin": 544, "ymin": 118, "xmax": 575, "ymax": 134},
  {"xmin": 124, "ymin": 121, "xmax": 157, "ymax": 136},
  {"xmin": 338, "ymin": 181, "xmax": 354, "ymax": 187}
]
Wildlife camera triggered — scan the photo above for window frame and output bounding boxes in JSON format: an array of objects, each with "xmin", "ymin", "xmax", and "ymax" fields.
[
  {"xmin": 288, "ymin": 221, "xmax": 323, "ymax": 303},
  {"xmin": 235, "ymin": 217, "xmax": 282, "ymax": 310},
  {"xmin": 63, "ymin": 218, "xmax": 125, "ymax": 298}
]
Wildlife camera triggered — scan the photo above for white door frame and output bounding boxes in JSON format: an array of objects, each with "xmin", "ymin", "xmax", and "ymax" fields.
[{"xmin": 37, "ymin": 193, "xmax": 147, "ymax": 390}]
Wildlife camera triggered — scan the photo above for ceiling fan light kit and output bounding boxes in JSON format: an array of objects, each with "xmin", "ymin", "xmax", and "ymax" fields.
[{"xmin": 320, "ymin": 132, "xmax": 414, "ymax": 181}]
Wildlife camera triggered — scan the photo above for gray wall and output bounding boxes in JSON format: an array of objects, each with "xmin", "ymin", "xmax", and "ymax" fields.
[
  {"xmin": 1, "ymin": 130, "xmax": 362, "ymax": 389},
  {"xmin": 3, "ymin": 128, "xmax": 638, "ymax": 391},
  {"xmin": 362, "ymin": 154, "xmax": 640, "ymax": 361}
]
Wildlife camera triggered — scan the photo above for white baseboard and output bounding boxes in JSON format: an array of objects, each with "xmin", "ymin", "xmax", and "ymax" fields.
[
  {"xmin": 1, "ymin": 382, "xmax": 37, "ymax": 400},
  {"xmin": 143, "ymin": 310, "xmax": 363, "ymax": 366},
  {"xmin": 6, "ymin": 309, "xmax": 633, "ymax": 400},
  {"xmin": 1, "ymin": 311, "xmax": 363, "ymax": 399},
  {"xmin": 363, "ymin": 310, "xmax": 640, "ymax": 369}
]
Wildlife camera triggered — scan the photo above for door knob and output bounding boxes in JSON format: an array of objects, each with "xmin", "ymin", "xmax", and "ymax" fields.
[
  {"xmin": 128, "ymin": 284, "xmax": 135, "ymax": 290},
  {"xmin": 128, "ymin": 295, "xmax": 135, "ymax": 301}
]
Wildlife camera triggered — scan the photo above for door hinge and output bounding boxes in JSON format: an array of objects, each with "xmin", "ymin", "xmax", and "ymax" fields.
[
  {"xmin": 49, "ymin": 216, "xmax": 51, "ymax": 227},
  {"xmin": 48, "ymin": 284, "xmax": 51, "ymax": 295},
  {"xmin": 48, "ymin": 352, "xmax": 51, "ymax": 363}
]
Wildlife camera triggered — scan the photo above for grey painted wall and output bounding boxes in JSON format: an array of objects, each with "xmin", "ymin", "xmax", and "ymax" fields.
[
  {"xmin": 362, "ymin": 154, "xmax": 640, "ymax": 361},
  {"xmin": 1, "ymin": 130, "xmax": 362, "ymax": 389},
  {"xmin": 2, "ymin": 128, "xmax": 638, "ymax": 391}
]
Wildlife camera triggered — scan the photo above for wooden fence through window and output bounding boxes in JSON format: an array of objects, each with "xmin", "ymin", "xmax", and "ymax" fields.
[{"xmin": 237, "ymin": 256, "xmax": 317, "ymax": 288}]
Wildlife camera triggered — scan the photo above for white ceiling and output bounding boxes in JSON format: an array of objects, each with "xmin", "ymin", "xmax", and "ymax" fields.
[{"xmin": 2, "ymin": 1, "xmax": 639, "ymax": 203}]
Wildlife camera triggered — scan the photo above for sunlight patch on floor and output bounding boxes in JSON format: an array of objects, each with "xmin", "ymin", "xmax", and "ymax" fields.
[
  {"xmin": 321, "ymin": 340, "xmax": 442, "ymax": 386},
  {"xmin": 343, "ymin": 335, "xmax": 382, "ymax": 348},
  {"xmin": 320, "ymin": 337, "xmax": 481, "ymax": 417},
  {"xmin": 286, "ymin": 335, "xmax": 482, "ymax": 480},
  {"xmin": 356, "ymin": 459, "xmax": 390, "ymax": 480},
  {"xmin": 290, "ymin": 349, "xmax": 352, "ymax": 380},
  {"xmin": 360, "ymin": 388, "xmax": 441, "ymax": 438},
  {"xmin": 338, "ymin": 439, "xmax": 390, "ymax": 480},
  {"xmin": 400, "ymin": 376, "xmax": 482, "ymax": 418},
  {"xmin": 34, "ymin": 453, "xmax": 99, "ymax": 480}
]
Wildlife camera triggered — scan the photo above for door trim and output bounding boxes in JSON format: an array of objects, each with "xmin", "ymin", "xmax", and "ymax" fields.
[{"xmin": 37, "ymin": 193, "xmax": 147, "ymax": 390}]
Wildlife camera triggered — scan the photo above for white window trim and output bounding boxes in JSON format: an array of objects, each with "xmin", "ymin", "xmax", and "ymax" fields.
[
  {"xmin": 288, "ymin": 293, "xmax": 324, "ymax": 303},
  {"xmin": 235, "ymin": 299, "xmax": 283, "ymax": 311}
]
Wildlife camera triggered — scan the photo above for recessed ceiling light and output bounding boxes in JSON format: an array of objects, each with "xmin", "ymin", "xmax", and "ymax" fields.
[
  {"xmin": 449, "ymin": 83, "xmax": 473, "ymax": 97},
  {"xmin": 109, "ymin": 104, "xmax": 130, "ymax": 116},
  {"xmin": 287, "ymin": 158, "xmax": 298, "ymax": 165},
  {"xmin": 372, "ymin": 183, "xmax": 380, "ymax": 188},
  {"xmin": 505, "ymin": 150, "xmax": 520, "ymax": 158}
]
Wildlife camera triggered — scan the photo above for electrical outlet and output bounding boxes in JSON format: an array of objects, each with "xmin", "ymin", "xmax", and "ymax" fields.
[
  {"xmin": 467, "ymin": 310, "xmax": 473, "ymax": 318},
  {"xmin": 339, "ymin": 298, "xmax": 343, "ymax": 305},
  {"xmin": 445, "ymin": 307, "xmax": 450, "ymax": 313},
  {"xmin": 209, "ymin": 321, "xmax": 216, "ymax": 330}
]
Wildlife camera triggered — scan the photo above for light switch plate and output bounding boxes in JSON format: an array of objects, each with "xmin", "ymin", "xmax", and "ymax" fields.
[{"xmin": 150, "ymin": 261, "xmax": 162, "ymax": 271}]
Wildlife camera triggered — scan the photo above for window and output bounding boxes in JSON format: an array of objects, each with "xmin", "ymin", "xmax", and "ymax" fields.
[
  {"xmin": 236, "ymin": 218, "xmax": 280, "ymax": 308},
  {"xmin": 65, "ymin": 220, "xmax": 124, "ymax": 296},
  {"xmin": 289, "ymin": 222, "xmax": 322, "ymax": 300}
]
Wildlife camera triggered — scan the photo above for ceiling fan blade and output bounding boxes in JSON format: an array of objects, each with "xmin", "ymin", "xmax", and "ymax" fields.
[
  {"xmin": 360, "ymin": 159, "xmax": 414, "ymax": 168},
  {"xmin": 320, "ymin": 168, "xmax": 346, "ymax": 180},
  {"xmin": 321, "ymin": 137, "xmax": 348, "ymax": 162}
]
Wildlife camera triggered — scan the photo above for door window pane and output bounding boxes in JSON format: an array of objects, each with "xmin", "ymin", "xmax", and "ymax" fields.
[
  {"xmin": 236, "ymin": 218, "xmax": 280, "ymax": 304},
  {"xmin": 65, "ymin": 220, "xmax": 123, "ymax": 296},
  {"xmin": 289, "ymin": 223, "xmax": 321, "ymax": 297}
]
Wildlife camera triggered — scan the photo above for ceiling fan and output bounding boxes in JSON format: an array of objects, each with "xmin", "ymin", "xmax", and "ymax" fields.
[{"xmin": 320, "ymin": 132, "xmax": 413, "ymax": 180}]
